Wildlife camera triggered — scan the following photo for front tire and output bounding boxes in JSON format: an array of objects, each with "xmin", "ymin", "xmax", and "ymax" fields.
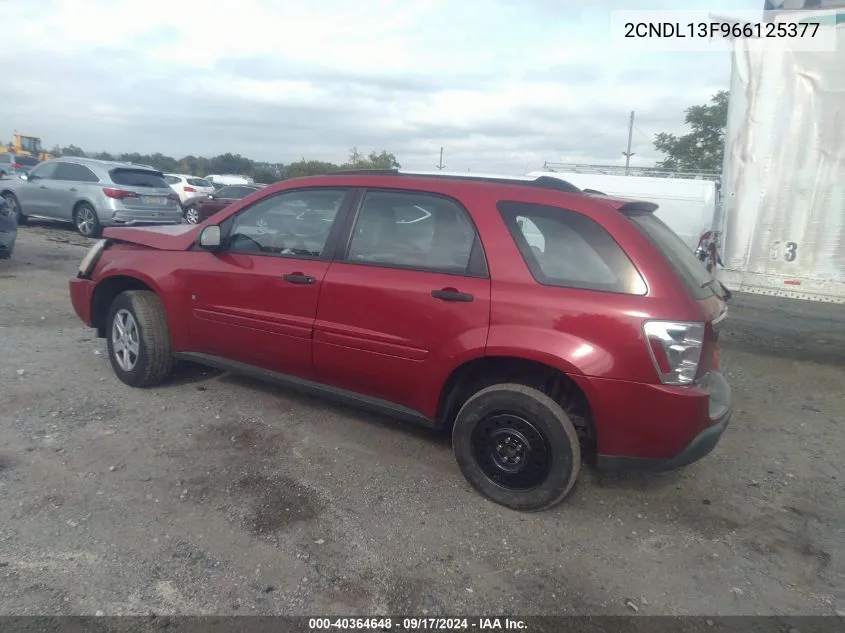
[
  {"xmin": 184, "ymin": 206, "xmax": 200, "ymax": 224},
  {"xmin": 452, "ymin": 383, "xmax": 581, "ymax": 512},
  {"xmin": 106, "ymin": 290, "xmax": 174, "ymax": 387},
  {"xmin": 3, "ymin": 193, "xmax": 26, "ymax": 225},
  {"xmin": 74, "ymin": 203, "xmax": 101, "ymax": 238}
]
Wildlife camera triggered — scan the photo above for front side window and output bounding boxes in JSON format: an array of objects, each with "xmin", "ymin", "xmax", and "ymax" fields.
[
  {"xmin": 346, "ymin": 190, "xmax": 479, "ymax": 275},
  {"xmin": 499, "ymin": 200, "xmax": 647, "ymax": 295},
  {"xmin": 55, "ymin": 163, "xmax": 99, "ymax": 182},
  {"xmin": 28, "ymin": 162, "xmax": 58, "ymax": 180},
  {"xmin": 227, "ymin": 188, "xmax": 348, "ymax": 258}
]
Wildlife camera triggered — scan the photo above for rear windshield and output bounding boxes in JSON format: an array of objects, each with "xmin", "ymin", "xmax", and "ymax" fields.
[
  {"xmin": 628, "ymin": 212, "xmax": 714, "ymax": 299},
  {"xmin": 109, "ymin": 168, "xmax": 169, "ymax": 189},
  {"xmin": 187, "ymin": 177, "xmax": 212, "ymax": 187},
  {"xmin": 14, "ymin": 156, "xmax": 39, "ymax": 166}
]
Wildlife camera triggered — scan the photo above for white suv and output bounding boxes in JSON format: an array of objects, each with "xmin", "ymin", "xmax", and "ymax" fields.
[{"xmin": 164, "ymin": 174, "xmax": 215, "ymax": 204}]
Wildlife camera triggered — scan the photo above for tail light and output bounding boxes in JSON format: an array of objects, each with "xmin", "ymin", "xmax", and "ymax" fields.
[
  {"xmin": 184, "ymin": 186, "xmax": 196, "ymax": 193},
  {"xmin": 11, "ymin": 162, "xmax": 22, "ymax": 169},
  {"xmin": 643, "ymin": 320, "xmax": 705, "ymax": 385},
  {"xmin": 168, "ymin": 193, "xmax": 179, "ymax": 203},
  {"xmin": 103, "ymin": 188, "xmax": 139, "ymax": 200}
]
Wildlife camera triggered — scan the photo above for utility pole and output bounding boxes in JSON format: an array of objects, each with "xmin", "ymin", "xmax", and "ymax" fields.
[
  {"xmin": 622, "ymin": 110, "xmax": 635, "ymax": 175},
  {"xmin": 435, "ymin": 147, "xmax": 445, "ymax": 171}
]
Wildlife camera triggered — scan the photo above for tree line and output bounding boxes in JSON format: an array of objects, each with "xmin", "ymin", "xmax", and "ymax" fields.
[
  {"xmin": 5, "ymin": 91, "xmax": 729, "ymax": 179},
  {"xmin": 21, "ymin": 145, "xmax": 401, "ymax": 184}
]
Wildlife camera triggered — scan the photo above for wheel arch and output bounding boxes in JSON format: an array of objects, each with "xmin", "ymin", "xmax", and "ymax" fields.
[
  {"xmin": 434, "ymin": 353, "xmax": 598, "ymax": 463},
  {"xmin": 91, "ymin": 273, "xmax": 165, "ymax": 338},
  {"xmin": 72, "ymin": 197, "xmax": 99, "ymax": 219}
]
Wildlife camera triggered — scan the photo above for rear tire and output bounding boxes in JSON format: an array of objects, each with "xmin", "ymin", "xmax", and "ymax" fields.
[
  {"xmin": 452, "ymin": 383, "xmax": 581, "ymax": 512},
  {"xmin": 106, "ymin": 290, "xmax": 174, "ymax": 388},
  {"xmin": 74, "ymin": 202, "xmax": 101, "ymax": 238},
  {"xmin": 3, "ymin": 193, "xmax": 26, "ymax": 225}
]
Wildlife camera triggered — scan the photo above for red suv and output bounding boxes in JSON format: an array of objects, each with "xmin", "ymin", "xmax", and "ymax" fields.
[{"xmin": 69, "ymin": 170, "xmax": 732, "ymax": 511}]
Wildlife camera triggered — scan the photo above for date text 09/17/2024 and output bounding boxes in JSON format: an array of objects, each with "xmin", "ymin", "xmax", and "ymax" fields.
[
  {"xmin": 308, "ymin": 617, "xmax": 528, "ymax": 631},
  {"xmin": 623, "ymin": 20, "xmax": 821, "ymax": 39}
]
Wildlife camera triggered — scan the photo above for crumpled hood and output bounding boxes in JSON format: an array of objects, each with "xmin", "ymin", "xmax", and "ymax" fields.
[{"xmin": 103, "ymin": 223, "xmax": 200, "ymax": 250}]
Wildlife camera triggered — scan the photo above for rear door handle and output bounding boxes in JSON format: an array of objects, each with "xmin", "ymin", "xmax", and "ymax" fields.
[
  {"xmin": 39, "ymin": 185, "xmax": 48, "ymax": 190},
  {"xmin": 432, "ymin": 288, "xmax": 473, "ymax": 302},
  {"xmin": 283, "ymin": 272, "xmax": 316, "ymax": 285},
  {"xmin": 69, "ymin": 188, "xmax": 78, "ymax": 192}
]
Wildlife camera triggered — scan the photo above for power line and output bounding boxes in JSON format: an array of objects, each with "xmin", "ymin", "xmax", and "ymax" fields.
[{"xmin": 634, "ymin": 124, "xmax": 653, "ymax": 145}]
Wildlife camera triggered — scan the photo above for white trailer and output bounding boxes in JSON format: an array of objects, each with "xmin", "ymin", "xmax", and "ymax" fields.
[
  {"xmin": 206, "ymin": 174, "xmax": 254, "ymax": 186},
  {"xmin": 717, "ymin": 8, "xmax": 845, "ymax": 303},
  {"xmin": 527, "ymin": 168, "xmax": 720, "ymax": 252}
]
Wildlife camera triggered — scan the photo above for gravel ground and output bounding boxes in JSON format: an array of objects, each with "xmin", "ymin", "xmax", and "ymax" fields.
[{"xmin": 1, "ymin": 223, "xmax": 844, "ymax": 617}]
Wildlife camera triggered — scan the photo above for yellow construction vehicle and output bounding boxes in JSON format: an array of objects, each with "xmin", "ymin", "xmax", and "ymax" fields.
[{"xmin": 0, "ymin": 133, "xmax": 53, "ymax": 160}]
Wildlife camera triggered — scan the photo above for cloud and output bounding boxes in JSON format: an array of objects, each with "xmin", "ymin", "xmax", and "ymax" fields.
[{"xmin": 0, "ymin": 0, "xmax": 760, "ymax": 173}]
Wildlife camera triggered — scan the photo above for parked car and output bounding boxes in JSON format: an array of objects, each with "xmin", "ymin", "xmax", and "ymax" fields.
[
  {"xmin": 0, "ymin": 157, "xmax": 182, "ymax": 238},
  {"xmin": 164, "ymin": 174, "xmax": 215, "ymax": 204},
  {"xmin": 0, "ymin": 196, "xmax": 16, "ymax": 258},
  {"xmin": 68, "ymin": 169, "xmax": 732, "ymax": 511},
  {"xmin": 181, "ymin": 184, "xmax": 264, "ymax": 224},
  {"xmin": 0, "ymin": 153, "xmax": 39, "ymax": 179}
]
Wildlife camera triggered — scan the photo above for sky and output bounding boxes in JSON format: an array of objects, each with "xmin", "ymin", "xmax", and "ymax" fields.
[{"xmin": 1, "ymin": 0, "xmax": 765, "ymax": 174}]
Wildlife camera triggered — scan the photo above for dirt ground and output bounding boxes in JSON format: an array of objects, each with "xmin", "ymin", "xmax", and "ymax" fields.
[{"xmin": 1, "ymin": 224, "xmax": 843, "ymax": 617}]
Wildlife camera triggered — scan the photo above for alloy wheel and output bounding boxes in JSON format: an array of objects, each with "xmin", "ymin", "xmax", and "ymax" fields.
[{"xmin": 111, "ymin": 309, "xmax": 141, "ymax": 372}]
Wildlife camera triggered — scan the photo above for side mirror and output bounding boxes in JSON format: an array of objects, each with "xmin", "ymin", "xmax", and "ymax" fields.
[
  {"xmin": 19, "ymin": 173, "xmax": 29, "ymax": 181},
  {"xmin": 199, "ymin": 225, "xmax": 222, "ymax": 251},
  {"xmin": 207, "ymin": 194, "xmax": 215, "ymax": 200}
]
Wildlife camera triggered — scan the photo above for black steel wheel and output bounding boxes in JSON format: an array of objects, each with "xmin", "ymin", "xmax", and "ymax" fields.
[
  {"xmin": 470, "ymin": 414, "xmax": 551, "ymax": 491},
  {"xmin": 452, "ymin": 383, "xmax": 581, "ymax": 511}
]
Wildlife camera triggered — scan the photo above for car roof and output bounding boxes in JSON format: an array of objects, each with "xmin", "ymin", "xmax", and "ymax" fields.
[
  {"xmin": 52, "ymin": 156, "xmax": 162, "ymax": 172},
  {"xmin": 272, "ymin": 169, "xmax": 657, "ymax": 214}
]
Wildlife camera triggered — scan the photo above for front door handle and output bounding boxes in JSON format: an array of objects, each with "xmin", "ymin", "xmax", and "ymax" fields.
[
  {"xmin": 283, "ymin": 272, "xmax": 316, "ymax": 285},
  {"xmin": 432, "ymin": 287, "xmax": 473, "ymax": 302},
  {"xmin": 39, "ymin": 185, "xmax": 48, "ymax": 190},
  {"xmin": 69, "ymin": 188, "xmax": 78, "ymax": 192}
]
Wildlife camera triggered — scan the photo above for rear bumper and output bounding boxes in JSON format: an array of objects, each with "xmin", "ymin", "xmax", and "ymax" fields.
[
  {"xmin": 108, "ymin": 215, "xmax": 183, "ymax": 226},
  {"xmin": 597, "ymin": 415, "xmax": 731, "ymax": 472},
  {"xmin": 590, "ymin": 371, "xmax": 733, "ymax": 472},
  {"xmin": 69, "ymin": 277, "xmax": 96, "ymax": 327},
  {"xmin": 104, "ymin": 204, "xmax": 183, "ymax": 226}
]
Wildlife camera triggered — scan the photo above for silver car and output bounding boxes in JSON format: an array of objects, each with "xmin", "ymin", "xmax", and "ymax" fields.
[{"xmin": 0, "ymin": 157, "xmax": 182, "ymax": 237}]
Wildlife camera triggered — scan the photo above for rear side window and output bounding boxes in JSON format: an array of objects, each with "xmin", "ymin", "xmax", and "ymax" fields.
[
  {"xmin": 228, "ymin": 186, "xmax": 256, "ymax": 198},
  {"xmin": 109, "ymin": 168, "xmax": 169, "ymax": 189},
  {"xmin": 498, "ymin": 201, "xmax": 647, "ymax": 295},
  {"xmin": 187, "ymin": 177, "xmax": 211, "ymax": 187},
  {"xmin": 347, "ymin": 190, "xmax": 483, "ymax": 276},
  {"xmin": 628, "ymin": 212, "xmax": 713, "ymax": 299},
  {"xmin": 215, "ymin": 186, "xmax": 240, "ymax": 199},
  {"xmin": 164, "ymin": 175, "xmax": 181, "ymax": 184}
]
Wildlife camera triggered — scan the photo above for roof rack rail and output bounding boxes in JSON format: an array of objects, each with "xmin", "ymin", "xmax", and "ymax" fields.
[
  {"xmin": 325, "ymin": 168, "xmax": 583, "ymax": 195},
  {"xmin": 331, "ymin": 168, "xmax": 400, "ymax": 175}
]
